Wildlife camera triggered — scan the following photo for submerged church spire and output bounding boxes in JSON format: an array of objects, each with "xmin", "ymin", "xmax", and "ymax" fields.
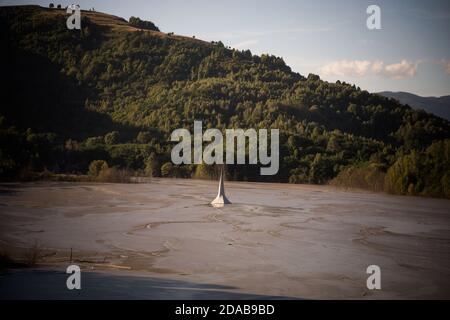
[{"xmin": 211, "ymin": 166, "xmax": 231, "ymax": 206}]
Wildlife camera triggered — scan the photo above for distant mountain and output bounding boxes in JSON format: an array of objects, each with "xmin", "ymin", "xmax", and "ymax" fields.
[{"xmin": 378, "ymin": 91, "xmax": 450, "ymax": 121}]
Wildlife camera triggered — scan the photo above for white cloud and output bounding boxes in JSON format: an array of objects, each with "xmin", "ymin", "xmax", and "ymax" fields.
[
  {"xmin": 320, "ymin": 60, "xmax": 373, "ymax": 77},
  {"xmin": 231, "ymin": 39, "xmax": 259, "ymax": 49},
  {"xmin": 382, "ymin": 60, "xmax": 418, "ymax": 79},
  {"xmin": 438, "ymin": 59, "xmax": 450, "ymax": 75},
  {"xmin": 319, "ymin": 59, "xmax": 419, "ymax": 79}
]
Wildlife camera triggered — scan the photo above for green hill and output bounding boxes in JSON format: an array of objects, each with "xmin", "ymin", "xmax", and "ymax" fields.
[{"xmin": 1, "ymin": 5, "xmax": 449, "ymax": 198}]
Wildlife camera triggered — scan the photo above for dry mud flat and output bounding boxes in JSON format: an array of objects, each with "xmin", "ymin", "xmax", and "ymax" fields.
[{"xmin": 0, "ymin": 179, "xmax": 449, "ymax": 299}]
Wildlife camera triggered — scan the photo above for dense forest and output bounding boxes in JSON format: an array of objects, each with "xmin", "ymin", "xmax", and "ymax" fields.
[{"xmin": 0, "ymin": 5, "xmax": 449, "ymax": 198}]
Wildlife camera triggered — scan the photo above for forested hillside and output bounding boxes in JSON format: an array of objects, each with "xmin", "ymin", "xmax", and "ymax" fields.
[{"xmin": 1, "ymin": 5, "xmax": 449, "ymax": 198}]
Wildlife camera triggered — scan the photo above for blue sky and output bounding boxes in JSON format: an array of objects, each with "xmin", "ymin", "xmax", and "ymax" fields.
[{"xmin": 2, "ymin": 0, "xmax": 450, "ymax": 96}]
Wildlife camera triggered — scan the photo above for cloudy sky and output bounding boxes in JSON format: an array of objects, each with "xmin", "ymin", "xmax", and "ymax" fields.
[{"xmin": 2, "ymin": 0, "xmax": 450, "ymax": 96}]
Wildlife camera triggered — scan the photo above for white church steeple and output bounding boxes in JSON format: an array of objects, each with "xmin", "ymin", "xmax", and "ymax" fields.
[{"xmin": 211, "ymin": 166, "xmax": 231, "ymax": 206}]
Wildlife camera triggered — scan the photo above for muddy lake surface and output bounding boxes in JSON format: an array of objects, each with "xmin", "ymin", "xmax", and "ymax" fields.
[{"xmin": 0, "ymin": 179, "xmax": 449, "ymax": 299}]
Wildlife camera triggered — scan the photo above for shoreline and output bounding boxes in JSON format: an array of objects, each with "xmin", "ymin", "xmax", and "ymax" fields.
[{"xmin": 3, "ymin": 173, "xmax": 450, "ymax": 201}]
